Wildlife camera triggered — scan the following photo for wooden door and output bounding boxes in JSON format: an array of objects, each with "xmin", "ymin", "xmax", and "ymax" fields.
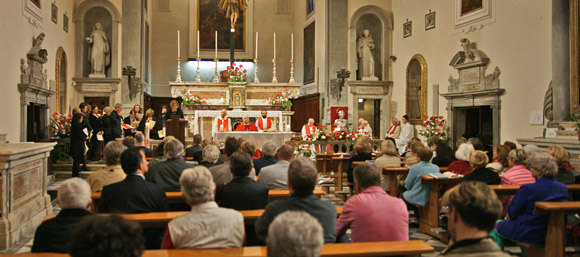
[{"xmin": 291, "ymin": 93, "xmax": 320, "ymax": 131}]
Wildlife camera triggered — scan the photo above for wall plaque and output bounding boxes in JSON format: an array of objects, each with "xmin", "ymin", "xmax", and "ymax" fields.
[
  {"xmin": 460, "ymin": 67, "xmax": 480, "ymax": 85},
  {"xmin": 357, "ymin": 86, "xmax": 383, "ymax": 94}
]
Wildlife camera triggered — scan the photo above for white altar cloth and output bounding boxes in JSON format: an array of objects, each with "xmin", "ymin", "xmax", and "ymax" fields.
[
  {"xmin": 191, "ymin": 110, "xmax": 284, "ymax": 135},
  {"xmin": 214, "ymin": 132, "xmax": 293, "ymax": 149}
]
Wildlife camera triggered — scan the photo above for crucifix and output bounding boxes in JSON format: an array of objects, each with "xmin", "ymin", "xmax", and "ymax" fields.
[{"xmin": 218, "ymin": 0, "xmax": 248, "ymax": 64}]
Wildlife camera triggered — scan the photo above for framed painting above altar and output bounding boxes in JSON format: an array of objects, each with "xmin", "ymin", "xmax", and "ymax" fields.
[{"xmin": 198, "ymin": 0, "xmax": 245, "ymax": 51}]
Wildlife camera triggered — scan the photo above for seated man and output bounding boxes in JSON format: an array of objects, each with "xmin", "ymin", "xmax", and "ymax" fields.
[
  {"xmin": 253, "ymin": 142, "xmax": 277, "ymax": 176},
  {"xmin": 162, "ymin": 167, "xmax": 244, "ymax": 249},
  {"xmin": 212, "ymin": 109, "xmax": 231, "ymax": 137},
  {"xmin": 86, "ymin": 141, "xmax": 127, "ymax": 192},
  {"xmin": 236, "ymin": 115, "xmax": 258, "ymax": 131},
  {"xmin": 100, "ymin": 147, "xmax": 169, "ymax": 249},
  {"xmin": 255, "ymin": 157, "xmax": 337, "ymax": 243},
  {"xmin": 441, "ymin": 181, "xmax": 509, "ymax": 256},
  {"xmin": 337, "ymin": 163, "xmax": 408, "ymax": 242},
  {"xmin": 70, "ymin": 215, "xmax": 145, "ymax": 257},
  {"xmin": 258, "ymin": 144, "xmax": 294, "ymax": 189},
  {"xmin": 210, "ymin": 137, "xmax": 256, "ymax": 186},
  {"xmin": 134, "ymin": 132, "xmax": 153, "ymax": 157},
  {"xmin": 267, "ymin": 211, "xmax": 324, "ymax": 257},
  {"xmin": 301, "ymin": 118, "xmax": 317, "ymax": 141},
  {"xmin": 32, "ymin": 178, "xmax": 93, "ymax": 253},
  {"xmin": 217, "ymin": 151, "xmax": 269, "ymax": 246},
  {"xmin": 185, "ymin": 134, "xmax": 203, "ymax": 161},
  {"xmin": 146, "ymin": 137, "xmax": 194, "ymax": 191},
  {"xmin": 401, "ymin": 145, "xmax": 439, "ymax": 221},
  {"xmin": 257, "ymin": 110, "xmax": 274, "ymax": 132}
]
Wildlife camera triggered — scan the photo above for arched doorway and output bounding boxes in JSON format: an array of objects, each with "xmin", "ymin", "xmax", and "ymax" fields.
[
  {"xmin": 55, "ymin": 47, "xmax": 67, "ymax": 114},
  {"xmin": 406, "ymin": 54, "xmax": 428, "ymax": 124}
]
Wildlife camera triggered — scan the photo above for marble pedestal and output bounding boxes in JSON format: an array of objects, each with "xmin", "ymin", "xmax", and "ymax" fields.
[{"xmin": 0, "ymin": 143, "xmax": 55, "ymax": 249}]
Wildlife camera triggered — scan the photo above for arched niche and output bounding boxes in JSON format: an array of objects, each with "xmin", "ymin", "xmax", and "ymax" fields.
[
  {"xmin": 55, "ymin": 47, "xmax": 67, "ymax": 114},
  {"xmin": 406, "ymin": 54, "xmax": 428, "ymax": 125},
  {"xmin": 349, "ymin": 5, "xmax": 393, "ymax": 81},
  {"xmin": 73, "ymin": 0, "xmax": 120, "ymax": 78}
]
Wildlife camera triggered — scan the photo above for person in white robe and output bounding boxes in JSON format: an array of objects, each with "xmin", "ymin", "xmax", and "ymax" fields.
[
  {"xmin": 395, "ymin": 115, "xmax": 414, "ymax": 154},
  {"xmin": 301, "ymin": 118, "xmax": 317, "ymax": 141},
  {"xmin": 212, "ymin": 109, "xmax": 232, "ymax": 137}
]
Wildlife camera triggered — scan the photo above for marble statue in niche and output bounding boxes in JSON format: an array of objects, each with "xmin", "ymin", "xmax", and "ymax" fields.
[
  {"xmin": 86, "ymin": 23, "xmax": 110, "ymax": 77},
  {"xmin": 333, "ymin": 109, "xmax": 348, "ymax": 132},
  {"xmin": 357, "ymin": 29, "xmax": 378, "ymax": 81}
]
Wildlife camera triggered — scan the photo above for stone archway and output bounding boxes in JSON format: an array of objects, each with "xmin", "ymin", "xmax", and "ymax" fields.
[{"xmin": 55, "ymin": 47, "xmax": 67, "ymax": 114}]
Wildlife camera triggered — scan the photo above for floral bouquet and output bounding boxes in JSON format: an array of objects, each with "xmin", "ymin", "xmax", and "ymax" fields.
[
  {"xmin": 180, "ymin": 89, "xmax": 208, "ymax": 105},
  {"xmin": 419, "ymin": 115, "xmax": 446, "ymax": 140},
  {"xmin": 224, "ymin": 62, "xmax": 247, "ymax": 82},
  {"xmin": 50, "ymin": 112, "xmax": 72, "ymax": 138},
  {"xmin": 312, "ymin": 125, "xmax": 330, "ymax": 142},
  {"xmin": 294, "ymin": 144, "xmax": 316, "ymax": 162},
  {"xmin": 266, "ymin": 88, "xmax": 293, "ymax": 109}
]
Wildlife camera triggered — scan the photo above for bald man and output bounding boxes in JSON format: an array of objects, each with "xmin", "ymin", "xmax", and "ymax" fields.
[
  {"xmin": 236, "ymin": 115, "xmax": 258, "ymax": 132},
  {"xmin": 212, "ymin": 109, "xmax": 232, "ymax": 137}
]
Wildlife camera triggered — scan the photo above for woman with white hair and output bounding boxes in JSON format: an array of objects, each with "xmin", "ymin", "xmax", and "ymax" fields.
[
  {"xmin": 492, "ymin": 152, "xmax": 569, "ymax": 248},
  {"xmin": 446, "ymin": 143, "xmax": 475, "ymax": 176},
  {"xmin": 161, "ymin": 167, "xmax": 244, "ymax": 249},
  {"xmin": 199, "ymin": 144, "xmax": 221, "ymax": 169}
]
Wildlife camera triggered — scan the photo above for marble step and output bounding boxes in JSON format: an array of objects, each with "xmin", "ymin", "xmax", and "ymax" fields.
[
  {"xmin": 51, "ymin": 163, "xmax": 105, "ymax": 172},
  {"xmin": 53, "ymin": 171, "xmax": 93, "ymax": 179}
]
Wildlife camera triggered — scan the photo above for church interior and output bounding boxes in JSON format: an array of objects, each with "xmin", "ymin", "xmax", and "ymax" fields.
[{"xmin": 0, "ymin": 0, "xmax": 579, "ymax": 256}]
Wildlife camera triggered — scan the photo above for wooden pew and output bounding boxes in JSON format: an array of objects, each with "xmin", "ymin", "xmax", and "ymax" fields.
[
  {"xmin": 91, "ymin": 190, "xmax": 326, "ymax": 212},
  {"xmin": 4, "ymin": 240, "xmax": 434, "ymax": 257},
  {"xmin": 316, "ymin": 152, "xmax": 339, "ymax": 176},
  {"xmin": 330, "ymin": 155, "xmax": 351, "ymax": 192},
  {"xmin": 44, "ymin": 207, "xmax": 344, "ymax": 228},
  {"xmin": 490, "ymin": 184, "xmax": 580, "ymax": 200},
  {"xmin": 533, "ymin": 201, "xmax": 580, "ymax": 257},
  {"xmin": 381, "ymin": 167, "xmax": 448, "ymax": 197},
  {"xmin": 419, "ymin": 175, "xmax": 463, "ymax": 243}
]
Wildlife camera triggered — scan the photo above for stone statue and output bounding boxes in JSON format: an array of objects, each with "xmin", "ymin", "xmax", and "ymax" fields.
[
  {"xmin": 218, "ymin": 0, "xmax": 248, "ymax": 29},
  {"xmin": 27, "ymin": 33, "xmax": 48, "ymax": 63},
  {"xmin": 86, "ymin": 23, "xmax": 110, "ymax": 77},
  {"xmin": 460, "ymin": 38, "xmax": 475, "ymax": 61},
  {"xmin": 357, "ymin": 29, "xmax": 378, "ymax": 81},
  {"xmin": 484, "ymin": 66, "xmax": 501, "ymax": 89},
  {"xmin": 333, "ymin": 110, "xmax": 348, "ymax": 132},
  {"xmin": 448, "ymin": 74, "xmax": 459, "ymax": 92},
  {"xmin": 20, "ymin": 59, "xmax": 29, "ymax": 84}
]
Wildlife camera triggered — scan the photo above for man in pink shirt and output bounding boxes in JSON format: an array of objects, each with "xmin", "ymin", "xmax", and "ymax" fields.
[{"xmin": 336, "ymin": 163, "xmax": 409, "ymax": 242}]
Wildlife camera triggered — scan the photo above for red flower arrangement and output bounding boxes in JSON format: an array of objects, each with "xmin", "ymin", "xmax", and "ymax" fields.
[
  {"xmin": 180, "ymin": 89, "xmax": 208, "ymax": 106},
  {"xmin": 225, "ymin": 62, "xmax": 247, "ymax": 82}
]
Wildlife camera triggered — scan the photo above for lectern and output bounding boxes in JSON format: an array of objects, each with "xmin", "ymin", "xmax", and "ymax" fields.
[{"xmin": 164, "ymin": 115, "xmax": 187, "ymax": 144}]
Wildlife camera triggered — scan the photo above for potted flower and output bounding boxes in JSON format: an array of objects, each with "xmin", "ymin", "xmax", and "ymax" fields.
[
  {"xmin": 180, "ymin": 89, "xmax": 208, "ymax": 106},
  {"xmin": 266, "ymin": 88, "xmax": 293, "ymax": 110},
  {"xmin": 419, "ymin": 115, "xmax": 447, "ymax": 141},
  {"xmin": 224, "ymin": 62, "xmax": 247, "ymax": 82}
]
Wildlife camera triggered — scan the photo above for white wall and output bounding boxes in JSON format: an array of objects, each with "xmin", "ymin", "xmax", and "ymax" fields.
[
  {"xmin": 0, "ymin": 0, "xmax": 76, "ymax": 143},
  {"xmin": 391, "ymin": 0, "xmax": 551, "ymax": 143}
]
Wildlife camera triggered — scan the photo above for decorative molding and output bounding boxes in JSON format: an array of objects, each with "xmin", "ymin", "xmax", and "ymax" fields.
[
  {"xmin": 22, "ymin": 0, "xmax": 43, "ymax": 28},
  {"xmin": 405, "ymin": 54, "xmax": 428, "ymax": 125},
  {"xmin": 454, "ymin": 0, "xmax": 495, "ymax": 34}
]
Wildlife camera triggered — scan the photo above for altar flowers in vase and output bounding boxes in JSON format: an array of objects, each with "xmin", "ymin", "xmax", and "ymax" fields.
[
  {"xmin": 180, "ymin": 89, "xmax": 208, "ymax": 105},
  {"xmin": 225, "ymin": 62, "xmax": 247, "ymax": 82},
  {"xmin": 50, "ymin": 112, "xmax": 73, "ymax": 138},
  {"xmin": 419, "ymin": 115, "xmax": 446, "ymax": 141},
  {"xmin": 266, "ymin": 88, "xmax": 293, "ymax": 109}
]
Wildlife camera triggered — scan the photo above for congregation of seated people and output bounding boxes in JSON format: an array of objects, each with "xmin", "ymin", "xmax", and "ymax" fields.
[{"xmin": 30, "ymin": 128, "xmax": 580, "ymax": 256}]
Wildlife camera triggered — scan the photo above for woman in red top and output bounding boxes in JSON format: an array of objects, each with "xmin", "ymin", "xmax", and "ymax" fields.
[{"xmin": 447, "ymin": 143, "xmax": 475, "ymax": 176}]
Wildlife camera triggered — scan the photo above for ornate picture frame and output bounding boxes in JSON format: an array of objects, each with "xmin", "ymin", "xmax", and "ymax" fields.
[
  {"xmin": 51, "ymin": 3, "xmax": 58, "ymax": 24},
  {"xmin": 425, "ymin": 11, "xmax": 435, "ymax": 30},
  {"xmin": 403, "ymin": 21, "xmax": 412, "ymax": 38},
  {"xmin": 455, "ymin": 0, "xmax": 494, "ymax": 30}
]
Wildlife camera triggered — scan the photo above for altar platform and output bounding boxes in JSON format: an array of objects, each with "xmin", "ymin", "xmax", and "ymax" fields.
[{"xmin": 215, "ymin": 132, "xmax": 293, "ymax": 149}]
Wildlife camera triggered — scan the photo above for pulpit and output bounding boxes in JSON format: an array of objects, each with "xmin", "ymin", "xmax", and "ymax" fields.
[{"xmin": 164, "ymin": 115, "xmax": 187, "ymax": 144}]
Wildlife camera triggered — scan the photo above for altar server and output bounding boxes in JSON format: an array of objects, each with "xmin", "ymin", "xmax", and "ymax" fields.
[
  {"xmin": 301, "ymin": 118, "xmax": 317, "ymax": 141},
  {"xmin": 236, "ymin": 115, "xmax": 258, "ymax": 132},
  {"xmin": 212, "ymin": 109, "xmax": 232, "ymax": 137},
  {"xmin": 395, "ymin": 115, "xmax": 414, "ymax": 155},
  {"xmin": 257, "ymin": 110, "xmax": 273, "ymax": 132}
]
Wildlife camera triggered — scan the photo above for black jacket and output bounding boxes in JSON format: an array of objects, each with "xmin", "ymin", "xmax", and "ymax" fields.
[
  {"xmin": 99, "ymin": 174, "xmax": 169, "ymax": 213},
  {"xmin": 463, "ymin": 167, "xmax": 501, "ymax": 185},
  {"xmin": 109, "ymin": 110, "xmax": 123, "ymax": 138},
  {"xmin": 31, "ymin": 208, "xmax": 92, "ymax": 253},
  {"xmin": 89, "ymin": 114, "xmax": 102, "ymax": 135},
  {"xmin": 138, "ymin": 116, "xmax": 161, "ymax": 140},
  {"xmin": 253, "ymin": 157, "xmax": 277, "ymax": 176},
  {"xmin": 69, "ymin": 121, "xmax": 87, "ymax": 158},
  {"xmin": 185, "ymin": 144, "xmax": 203, "ymax": 161},
  {"xmin": 145, "ymin": 158, "xmax": 194, "ymax": 191},
  {"xmin": 124, "ymin": 116, "xmax": 137, "ymax": 137},
  {"xmin": 164, "ymin": 108, "xmax": 184, "ymax": 120}
]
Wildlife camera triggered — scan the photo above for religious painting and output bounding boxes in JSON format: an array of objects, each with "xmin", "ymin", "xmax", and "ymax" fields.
[
  {"xmin": 425, "ymin": 11, "xmax": 435, "ymax": 30},
  {"xmin": 198, "ymin": 0, "xmax": 245, "ymax": 51},
  {"xmin": 403, "ymin": 21, "xmax": 412, "ymax": 38},
  {"xmin": 303, "ymin": 22, "xmax": 315, "ymax": 84},
  {"xmin": 51, "ymin": 3, "xmax": 58, "ymax": 24},
  {"xmin": 461, "ymin": 0, "xmax": 483, "ymax": 16},
  {"xmin": 307, "ymin": 0, "xmax": 314, "ymax": 15},
  {"xmin": 63, "ymin": 14, "xmax": 69, "ymax": 32}
]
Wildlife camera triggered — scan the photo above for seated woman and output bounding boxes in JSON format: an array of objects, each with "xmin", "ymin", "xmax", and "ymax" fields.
[
  {"xmin": 463, "ymin": 150, "xmax": 500, "ymax": 185},
  {"xmin": 431, "ymin": 143, "xmax": 454, "ymax": 168},
  {"xmin": 486, "ymin": 145, "xmax": 510, "ymax": 175},
  {"xmin": 447, "ymin": 143, "xmax": 475, "ymax": 176},
  {"xmin": 200, "ymin": 145, "xmax": 220, "ymax": 169},
  {"xmin": 493, "ymin": 152, "xmax": 569, "ymax": 247},
  {"xmin": 500, "ymin": 149, "xmax": 535, "ymax": 214},
  {"xmin": 374, "ymin": 140, "xmax": 401, "ymax": 192},
  {"xmin": 547, "ymin": 145, "xmax": 575, "ymax": 184},
  {"xmin": 138, "ymin": 109, "xmax": 161, "ymax": 140},
  {"xmin": 402, "ymin": 146, "xmax": 439, "ymax": 221},
  {"xmin": 347, "ymin": 138, "xmax": 374, "ymax": 185}
]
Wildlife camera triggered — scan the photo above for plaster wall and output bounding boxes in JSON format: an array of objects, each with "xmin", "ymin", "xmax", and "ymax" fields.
[
  {"xmin": 0, "ymin": 0, "xmax": 76, "ymax": 143},
  {"xmin": 392, "ymin": 0, "xmax": 551, "ymax": 144}
]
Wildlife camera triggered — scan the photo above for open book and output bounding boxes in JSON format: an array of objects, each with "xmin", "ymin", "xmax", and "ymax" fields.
[{"xmin": 428, "ymin": 172, "xmax": 463, "ymax": 179}]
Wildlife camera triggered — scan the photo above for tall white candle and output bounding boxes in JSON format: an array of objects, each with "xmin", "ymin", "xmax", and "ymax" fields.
[
  {"xmin": 273, "ymin": 33, "xmax": 276, "ymax": 59},
  {"xmin": 197, "ymin": 30, "xmax": 200, "ymax": 59},
  {"xmin": 255, "ymin": 32, "xmax": 259, "ymax": 59},
  {"xmin": 215, "ymin": 30, "xmax": 218, "ymax": 59},
  {"xmin": 291, "ymin": 33, "xmax": 294, "ymax": 60},
  {"xmin": 177, "ymin": 30, "xmax": 180, "ymax": 58}
]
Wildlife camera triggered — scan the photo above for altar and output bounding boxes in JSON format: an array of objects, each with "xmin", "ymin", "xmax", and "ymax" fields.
[
  {"xmin": 190, "ymin": 109, "xmax": 288, "ymax": 138},
  {"xmin": 215, "ymin": 132, "xmax": 293, "ymax": 149}
]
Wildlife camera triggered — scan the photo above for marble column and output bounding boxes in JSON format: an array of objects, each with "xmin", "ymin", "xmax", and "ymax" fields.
[{"xmin": 552, "ymin": 0, "xmax": 571, "ymax": 121}]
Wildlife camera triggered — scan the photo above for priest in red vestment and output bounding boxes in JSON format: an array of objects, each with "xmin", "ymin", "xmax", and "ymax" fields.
[
  {"xmin": 257, "ymin": 110, "xmax": 273, "ymax": 132},
  {"xmin": 236, "ymin": 115, "xmax": 258, "ymax": 132}
]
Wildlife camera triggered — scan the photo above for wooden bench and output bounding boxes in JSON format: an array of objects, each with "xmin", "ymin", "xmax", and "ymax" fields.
[
  {"xmin": 418, "ymin": 175, "xmax": 463, "ymax": 243},
  {"xmin": 330, "ymin": 155, "xmax": 351, "ymax": 192},
  {"xmin": 533, "ymin": 201, "xmax": 580, "ymax": 257},
  {"xmin": 90, "ymin": 190, "xmax": 326, "ymax": 212},
  {"xmin": 5, "ymin": 240, "xmax": 434, "ymax": 257},
  {"xmin": 316, "ymin": 152, "xmax": 340, "ymax": 176},
  {"xmin": 490, "ymin": 184, "xmax": 580, "ymax": 200},
  {"xmin": 45, "ymin": 206, "xmax": 344, "ymax": 228},
  {"xmin": 381, "ymin": 167, "xmax": 448, "ymax": 197}
]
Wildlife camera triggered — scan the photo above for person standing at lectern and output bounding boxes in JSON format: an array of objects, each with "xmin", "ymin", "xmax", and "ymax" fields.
[
  {"xmin": 164, "ymin": 100, "xmax": 184, "ymax": 120},
  {"xmin": 236, "ymin": 115, "xmax": 258, "ymax": 132},
  {"xmin": 301, "ymin": 118, "xmax": 317, "ymax": 141},
  {"xmin": 213, "ymin": 109, "xmax": 232, "ymax": 137},
  {"xmin": 257, "ymin": 110, "xmax": 273, "ymax": 132}
]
